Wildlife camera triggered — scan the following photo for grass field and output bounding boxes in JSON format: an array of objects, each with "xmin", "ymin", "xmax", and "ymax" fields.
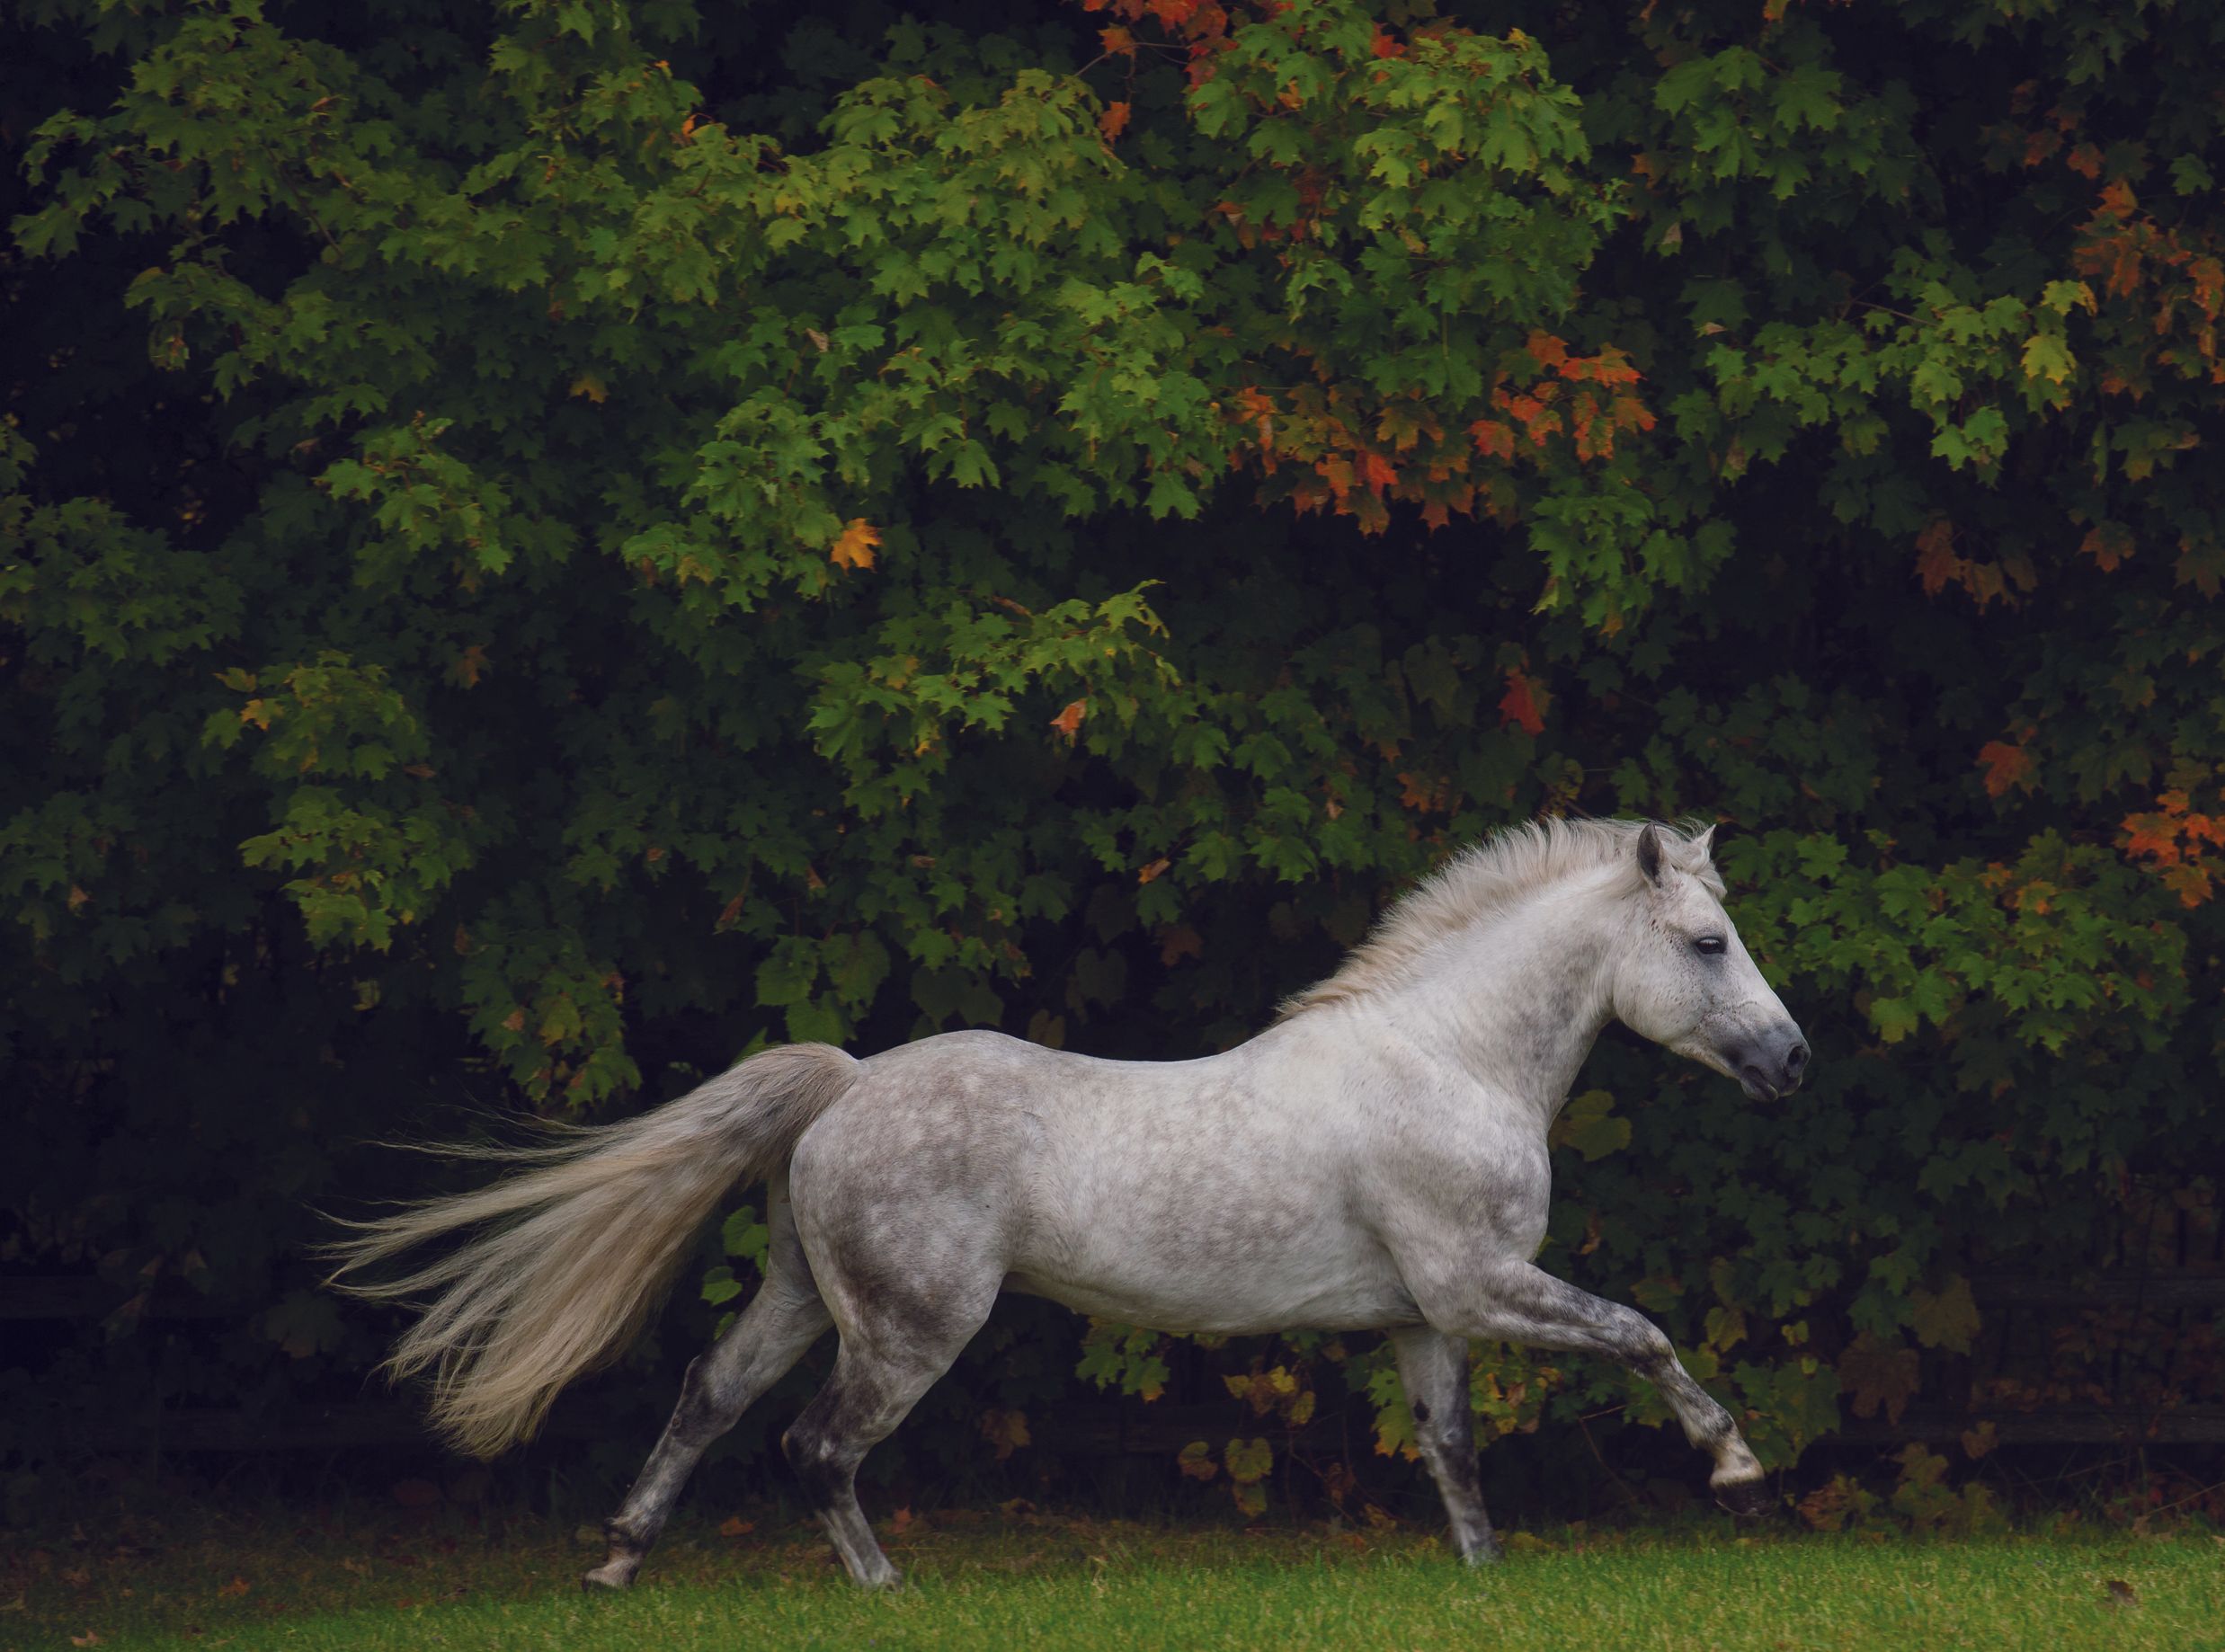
[{"xmin": 7, "ymin": 1506, "xmax": 2221, "ymax": 1651}]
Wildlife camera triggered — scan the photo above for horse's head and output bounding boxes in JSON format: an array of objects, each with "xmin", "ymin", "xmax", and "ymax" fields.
[{"xmin": 1610, "ymin": 823, "xmax": 1809, "ymax": 1102}]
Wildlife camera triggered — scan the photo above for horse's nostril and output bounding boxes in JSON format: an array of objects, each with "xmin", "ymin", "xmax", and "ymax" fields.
[{"xmin": 1783, "ymin": 1042, "xmax": 1810, "ymax": 1081}]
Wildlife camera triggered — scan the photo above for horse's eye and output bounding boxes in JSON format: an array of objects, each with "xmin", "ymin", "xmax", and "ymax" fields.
[{"xmin": 1694, "ymin": 936, "xmax": 1727, "ymax": 955}]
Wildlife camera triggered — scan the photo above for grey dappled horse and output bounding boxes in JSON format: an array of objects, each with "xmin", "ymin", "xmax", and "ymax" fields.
[{"xmin": 330, "ymin": 818, "xmax": 1809, "ymax": 1590}]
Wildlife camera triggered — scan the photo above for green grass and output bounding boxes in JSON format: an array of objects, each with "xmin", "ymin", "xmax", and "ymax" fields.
[{"xmin": 7, "ymin": 1507, "xmax": 2222, "ymax": 1651}]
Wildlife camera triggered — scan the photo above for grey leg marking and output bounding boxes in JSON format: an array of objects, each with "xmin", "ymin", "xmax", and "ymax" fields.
[
  {"xmin": 1389, "ymin": 1327, "xmax": 1500, "ymax": 1564},
  {"xmin": 1439, "ymin": 1263, "xmax": 1768, "ymax": 1512},
  {"xmin": 780, "ymin": 1246, "xmax": 1001, "ymax": 1593},
  {"xmin": 783, "ymin": 1334, "xmax": 978, "ymax": 1591},
  {"xmin": 586, "ymin": 1191, "xmax": 831, "ymax": 1589}
]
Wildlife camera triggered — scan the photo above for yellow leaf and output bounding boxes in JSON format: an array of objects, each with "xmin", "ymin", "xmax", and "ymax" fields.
[
  {"xmin": 1176, "ymin": 1440, "xmax": 1218, "ymax": 1481},
  {"xmin": 1838, "ymin": 1332, "xmax": 1920, "ymax": 1425},
  {"xmin": 1549, "ymin": 1089, "xmax": 1631, "ymax": 1161},
  {"xmin": 1911, "ymin": 1275, "xmax": 1980, "ymax": 1354},
  {"xmin": 1224, "ymin": 1436, "xmax": 1273, "ymax": 1484},
  {"xmin": 978, "ymin": 1408, "xmax": 1031, "ymax": 1461},
  {"xmin": 568, "ymin": 373, "xmax": 608, "ymax": 404},
  {"xmin": 830, "ymin": 518, "xmax": 880, "ymax": 571}
]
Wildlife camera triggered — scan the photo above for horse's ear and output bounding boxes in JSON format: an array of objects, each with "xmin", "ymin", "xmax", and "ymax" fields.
[
  {"xmin": 1635, "ymin": 822, "xmax": 1665, "ymax": 886},
  {"xmin": 1694, "ymin": 823, "xmax": 1719, "ymax": 862}
]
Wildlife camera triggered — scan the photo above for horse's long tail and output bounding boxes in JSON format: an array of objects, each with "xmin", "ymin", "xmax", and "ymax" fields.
[{"xmin": 324, "ymin": 1044, "xmax": 858, "ymax": 1459}]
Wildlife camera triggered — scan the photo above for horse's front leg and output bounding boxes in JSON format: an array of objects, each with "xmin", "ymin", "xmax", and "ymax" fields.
[
  {"xmin": 1435, "ymin": 1261, "xmax": 1772, "ymax": 1516},
  {"xmin": 1388, "ymin": 1327, "xmax": 1501, "ymax": 1563}
]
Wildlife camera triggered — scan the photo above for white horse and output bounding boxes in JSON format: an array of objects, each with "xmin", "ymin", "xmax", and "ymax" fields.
[{"xmin": 330, "ymin": 818, "xmax": 1809, "ymax": 1589}]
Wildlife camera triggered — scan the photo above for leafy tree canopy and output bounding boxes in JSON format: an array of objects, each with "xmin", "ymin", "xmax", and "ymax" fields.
[{"xmin": 5, "ymin": 0, "xmax": 2221, "ymax": 1484}]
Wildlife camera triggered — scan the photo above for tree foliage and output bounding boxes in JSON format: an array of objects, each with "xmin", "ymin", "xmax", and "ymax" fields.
[{"xmin": 6, "ymin": 0, "xmax": 2222, "ymax": 1495}]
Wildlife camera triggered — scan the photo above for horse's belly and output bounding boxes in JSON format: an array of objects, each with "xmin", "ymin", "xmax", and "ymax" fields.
[{"xmin": 1005, "ymin": 1222, "xmax": 1417, "ymax": 1336}]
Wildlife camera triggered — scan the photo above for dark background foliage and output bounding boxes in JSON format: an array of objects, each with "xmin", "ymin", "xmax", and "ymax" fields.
[{"xmin": 4, "ymin": 0, "xmax": 2221, "ymax": 1525}]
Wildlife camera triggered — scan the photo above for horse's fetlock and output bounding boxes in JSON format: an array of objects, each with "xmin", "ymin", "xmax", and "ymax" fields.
[{"xmin": 784, "ymin": 1423, "xmax": 850, "ymax": 1506}]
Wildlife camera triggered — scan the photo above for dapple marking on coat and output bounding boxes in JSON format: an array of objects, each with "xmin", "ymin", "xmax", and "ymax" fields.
[{"xmin": 328, "ymin": 818, "xmax": 1810, "ymax": 1590}]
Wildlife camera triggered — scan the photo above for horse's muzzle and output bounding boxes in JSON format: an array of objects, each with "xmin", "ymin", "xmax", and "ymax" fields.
[{"xmin": 1730, "ymin": 1026, "xmax": 1809, "ymax": 1102}]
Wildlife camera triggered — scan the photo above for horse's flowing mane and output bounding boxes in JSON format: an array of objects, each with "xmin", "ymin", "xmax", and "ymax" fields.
[{"xmin": 1278, "ymin": 817, "xmax": 1722, "ymax": 1020}]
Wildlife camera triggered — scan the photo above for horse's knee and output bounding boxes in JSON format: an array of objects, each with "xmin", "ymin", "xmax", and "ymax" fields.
[{"xmin": 1617, "ymin": 1314, "xmax": 1677, "ymax": 1374}]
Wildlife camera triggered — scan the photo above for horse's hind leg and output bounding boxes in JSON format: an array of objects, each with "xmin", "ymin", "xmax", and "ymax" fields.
[
  {"xmin": 1389, "ymin": 1327, "xmax": 1500, "ymax": 1564},
  {"xmin": 783, "ymin": 1266, "xmax": 1000, "ymax": 1589},
  {"xmin": 585, "ymin": 1186, "xmax": 831, "ymax": 1590}
]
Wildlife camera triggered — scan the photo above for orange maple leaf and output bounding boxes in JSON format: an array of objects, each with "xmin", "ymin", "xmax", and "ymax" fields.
[
  {"xmin": 1525, "ymin": 333, "xmax": 1571, "ymax": 372},
  {"xmin": 1396, "ymin": 772, "xmax": 1447, "ymax": 813},
  {"xmin": 1914, "ymin": 519, "xmax": 1962, "ymax": 596},
  {"xmin": 2080, "ymin": 521, "xmax": 2134, "ymax": 572},
  {"xmin": 1099, "ymin": 101, "xmax": 1131, "ymax": 142},
  {"xmin": 448, "ymin": 643, "xmax": 491, "ymax": 688},
  {"xmin": 829, "ymin": 519, "xmax": 880, "ymax": 571},
  {"xmin": 1049, "ymin": 698, "xmax": 1088, "ymax": 740},
  {"xmin": 1976, "ymin": 740, "xmax": 2034, "ymax": 798},
  {"xmin": 1499, "ymin": 667, "xmax": 1548, "ymax": 736},
  {"xmin": 1470, "ymin": 419, "xmax": 1517, "ymax": 460}
]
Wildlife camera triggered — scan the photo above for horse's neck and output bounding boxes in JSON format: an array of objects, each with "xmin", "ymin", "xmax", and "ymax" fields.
[{"xmin": 1380, "ymin": 879, "xmax": 1623, "ymax": 1119}]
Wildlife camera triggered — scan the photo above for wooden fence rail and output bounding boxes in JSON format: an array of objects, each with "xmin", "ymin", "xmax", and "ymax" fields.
[
  {"xmin": 9, "ymin": 1272, "xmax": 2221, "ymax": 1322},
  {"xmin": 59, "ymin": 1399, "xmax": 2225, "ymax": 1457},
  {"xmin": 8, "ymin": 1272, "xmax": 2221, "ymax": 1453}
]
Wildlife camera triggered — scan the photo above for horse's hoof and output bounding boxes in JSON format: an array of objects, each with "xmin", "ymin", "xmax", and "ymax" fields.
[
  {"xmin": 582, "ymin": 1555, "xmax": 640, "ymax": 1592},
  {"xmin": 1462, "ymin": 1538, "xmax": 1505, "ymax": 1567},
  {"xmin": 1713, "ymin": 1476, "xmax": 1776, "ymax": 1519}
]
